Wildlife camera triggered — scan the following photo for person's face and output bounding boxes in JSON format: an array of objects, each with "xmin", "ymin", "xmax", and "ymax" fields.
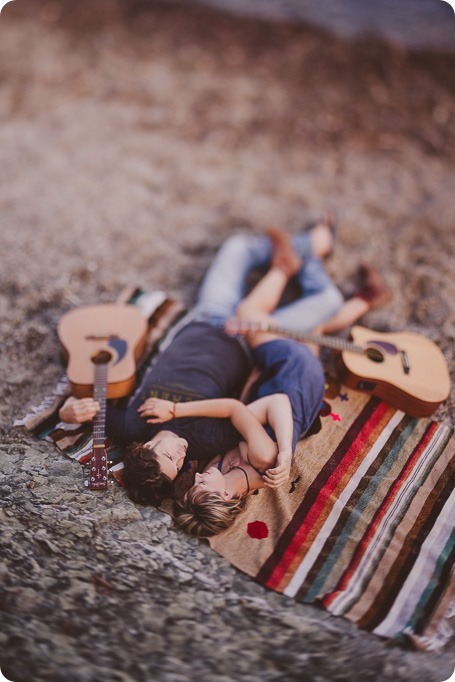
[
  {"xmin": 193, "ymin": 467, "xmax": 229, "ymax": 498},
  {"xmin": 145, "ymin": 434, "xmax": 188, "ymax": 480}
]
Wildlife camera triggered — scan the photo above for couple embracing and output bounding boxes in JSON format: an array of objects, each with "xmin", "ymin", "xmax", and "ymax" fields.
[{"xmin": 59, "ymin": 217, "xmax": 390, "ymax": 537}]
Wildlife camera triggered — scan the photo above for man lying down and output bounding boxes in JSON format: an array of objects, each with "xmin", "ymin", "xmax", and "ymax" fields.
[{"xmin": 59, "ymin": 219, "xmax": 391, "ymax": 537}]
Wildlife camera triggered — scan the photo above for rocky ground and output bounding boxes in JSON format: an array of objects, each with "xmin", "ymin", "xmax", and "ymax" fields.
[{"xmin": 0, "ymin": 1, "xmax": 454, "ymax": 681}]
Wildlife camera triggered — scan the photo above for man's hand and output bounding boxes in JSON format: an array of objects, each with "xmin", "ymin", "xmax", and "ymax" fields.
[
  {"xmin": 59, "ymin": 396, "xmax": 100, "ymax": 424},
  {"xmin": 262, "ymin": 450, "xmax": 292, "ymax": 489},
  {"xmin": 137, "ymin": 398, "xmax": 175, "ymax": 424}
]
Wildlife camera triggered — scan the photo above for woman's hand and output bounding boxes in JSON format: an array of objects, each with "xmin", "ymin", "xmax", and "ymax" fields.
[
  {"xmin": 137, "ymin": 398, "xmax": 176, "ymax": 424},
  {"xmin": 262, "ymin": 450, "xmax": 292, "ymax": 489},
  {"xmin": 59, "ymin": 397, "xmax": 100, "ymax": 424}
]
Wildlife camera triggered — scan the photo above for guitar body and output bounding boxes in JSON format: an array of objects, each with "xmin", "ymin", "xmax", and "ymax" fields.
[
  {"xmin": 338, "ymin": 326, "xmax": 451, "ymax": 417},
  {"xmin": 58, "ymin": 304, "xmax": 148, "ymax": 399},
  {"xmin": 58, "ymin": 304, "xmax": 148, "ymax": 490},
  {"xmin": 226, "ymin": 319, "xmax": 451, "ymax": 418}
]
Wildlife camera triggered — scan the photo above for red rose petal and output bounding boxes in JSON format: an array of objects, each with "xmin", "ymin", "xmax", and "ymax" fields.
[{"xmin": 247, "ymin": 520, "xmax": 269, "ymax": 539}]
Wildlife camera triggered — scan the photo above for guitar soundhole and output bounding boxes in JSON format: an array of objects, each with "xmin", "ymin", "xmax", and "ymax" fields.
[
  {"xmin": 365, "ymin": 347, "xmax": 384, "ymax": 363},
  {"xmin": 91, "ymin": 350, "xmax": 113, "ymax": 365}
]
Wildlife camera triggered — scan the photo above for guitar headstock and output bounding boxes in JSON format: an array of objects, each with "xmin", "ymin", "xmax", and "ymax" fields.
[{"xmin": 88, "ymin": 447, "xmax": 109, "ymax": 490}]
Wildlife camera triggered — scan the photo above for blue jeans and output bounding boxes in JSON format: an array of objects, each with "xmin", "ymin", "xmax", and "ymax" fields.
[{"xmin": 193, "ymin": 233, "xmax": 343, "ymax": 332}]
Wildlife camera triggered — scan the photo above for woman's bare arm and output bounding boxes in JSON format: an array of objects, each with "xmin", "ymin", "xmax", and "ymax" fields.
[
  {"xmin": 245, "ymin": 394, "xmax": 293, "ymax": 452},
  {"xmin": 245, "ymin": 394, "xmax": 294, "ymax": 488},
  {"xmin": 138, "ymin": 395, "xmax": 295, "ymax": 487},
  {"xmin": 138, "ymin": 397, "xmax": 278, "ymax": 466}
]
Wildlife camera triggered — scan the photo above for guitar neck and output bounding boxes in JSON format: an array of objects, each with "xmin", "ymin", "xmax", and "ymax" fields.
[
  {"xmin": 262, "ymin": 322, "xmax": 364, "ymax": 354},
  {"xmin": 93, "ymin": 363, "xmax": 108, "ymax": 445},
  {"xmin": 89, "ymin": 362, "xmax": 109, "ymax": 490}
]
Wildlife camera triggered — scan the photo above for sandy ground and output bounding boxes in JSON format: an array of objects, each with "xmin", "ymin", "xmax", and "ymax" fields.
[{"xmin": 0, "ymin": 1, "xmax": 454, "ymax": 681}]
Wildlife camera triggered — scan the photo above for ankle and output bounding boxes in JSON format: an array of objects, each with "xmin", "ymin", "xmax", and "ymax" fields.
[
  {"xmin": 267, "ymin": 227, "xmax": 302, "ymax": 278},
  {"xmin": 310, "ymin": 224, "xmax": 334, "ymax": 259}
]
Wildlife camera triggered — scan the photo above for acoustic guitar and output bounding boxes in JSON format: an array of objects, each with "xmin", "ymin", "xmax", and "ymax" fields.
[
  {"xmin": 227, "ymin": 320, "xmax": 451, "ymax": 417},
  {"xmin": 58, "ymin": 304, "xmax": 148, "ymax": 490}
]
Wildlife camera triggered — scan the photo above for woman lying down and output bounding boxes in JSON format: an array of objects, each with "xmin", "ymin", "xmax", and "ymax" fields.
[{"xmin": 138, "ymin": 237, "xmax": 325, "ymax": 538}]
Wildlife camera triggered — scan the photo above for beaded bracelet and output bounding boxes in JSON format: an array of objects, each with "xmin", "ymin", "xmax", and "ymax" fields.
[{"xmin": 171, "ymin": 402, "xmax": 177, "ymax": 419}]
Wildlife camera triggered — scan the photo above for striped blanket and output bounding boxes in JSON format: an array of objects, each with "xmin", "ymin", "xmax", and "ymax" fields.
[
  {"xmin": 17, "ymin": 292, "xmax": 454, "ymax": 650},
  {"xmin": 210, "ymin": 388, "xmax": 455, "ymax": 651}
]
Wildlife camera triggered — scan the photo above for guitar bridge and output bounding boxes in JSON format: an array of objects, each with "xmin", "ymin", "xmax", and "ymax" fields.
[{"xmin": 400, "ymin": 350, "xmax": 411, "ymax": 375}]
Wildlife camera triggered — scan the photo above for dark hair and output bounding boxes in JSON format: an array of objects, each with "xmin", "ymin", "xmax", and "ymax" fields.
[{"xmin": 122, "ymin": 442, "xmax": 174, "ymax": 507}]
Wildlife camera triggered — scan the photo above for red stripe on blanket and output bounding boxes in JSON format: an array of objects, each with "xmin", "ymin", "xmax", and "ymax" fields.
[
  {"xmin": 264, "ymin": 400, "xmax": 393, "ymax": 591},
  {"xmin": 322, "ymin": 420, "xmax": 439, "ymax": 608},
  {"xmin": 255, "ymin": 397, "xmax": 380, "ymax": 587}
]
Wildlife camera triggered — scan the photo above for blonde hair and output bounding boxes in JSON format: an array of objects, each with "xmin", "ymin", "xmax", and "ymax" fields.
[{"xmin": 173, "ymin": 488, "xmax": 247, "ymax": 538}]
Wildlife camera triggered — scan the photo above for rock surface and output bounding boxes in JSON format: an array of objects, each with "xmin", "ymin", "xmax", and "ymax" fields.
[{"xmin": 0, "ymin": 1, "xmax": 454, "ymax": 681}]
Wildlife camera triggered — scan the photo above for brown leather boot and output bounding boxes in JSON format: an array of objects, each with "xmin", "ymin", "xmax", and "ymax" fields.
[
  {"xmin": 355, "ymin": 265, "xmax": 392, "ymax": 308},
  {"xmin": 267, "ymin": 226, "xmax": 302, "ymax": 277}
]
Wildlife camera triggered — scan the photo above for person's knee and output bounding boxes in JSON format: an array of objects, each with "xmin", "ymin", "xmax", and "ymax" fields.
[
  {"xmin": 218, "ymin": 234, "xmax": 253, "ymax": 260},
  {"xmin": 324, "ymin": 287, "xmax": 344, "ymax": 317}
]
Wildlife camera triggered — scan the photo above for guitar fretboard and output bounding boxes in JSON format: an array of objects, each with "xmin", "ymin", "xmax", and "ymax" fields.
[
  {"xmin": 258, "ymin": 321, "xmax": 365, "ymax": 354},
  {"xmin": 93, "ymin": 362, "xmax": 108, "ymax": 445}
]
